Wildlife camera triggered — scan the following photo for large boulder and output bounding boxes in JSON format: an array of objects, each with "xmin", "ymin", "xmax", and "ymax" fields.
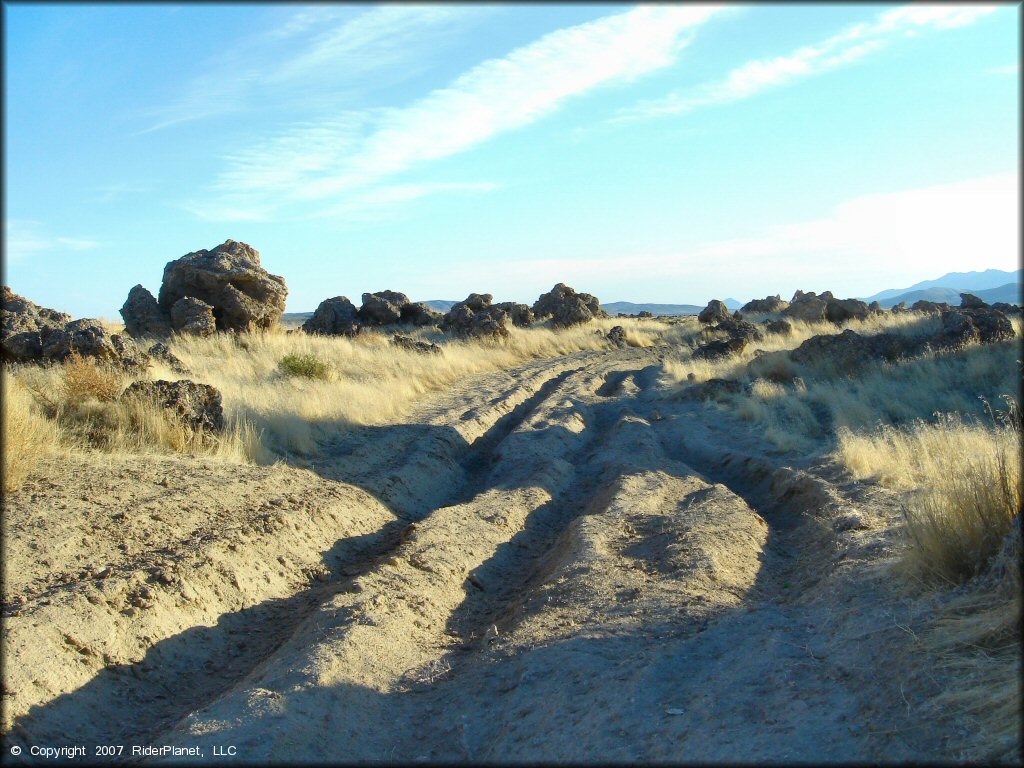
[
  {"xmin": 302, "ymin": 296, "xmax": 360, "ymax": 336},
  {"xmin": 120, "ymin": 285, "xmax": 172, "ymax": 339},
  {"xmin": 170, "ymin": 297, "xmax": 216, "ymax": 337},
  {"xmin": 693, "ymin": 337, "xmax": 747, "ymax": 360},
  {"xmin": 532, "ymin": 283, "xmax": 605, "ymax": 326},
  {"xmin": 764, "ymin": 319, "xmax": 792, "ymax": 335},
  {"xmin": 698, "ymin": 300, "xmax": 731, "ymax": 324},
  {"xmin": 991, "ymin": 302, "xmax": 1021, "ymax": 317},
  {"xmin": 121, "ymin": 379, "xmax": 225, "ymax": 433},
  {"xmin": 950, "ymin": 307, "xmax": 1014, "ymax": 346},
  {"xmin": 607, "ymin": 326, "xmax": 627, "ymax": 347},
  {"xmin": 158, "ymin": 240, "xmax": 287, "ymax": 332},
  {"xmin": 741, "ymin": 295, "xmax": 789, "ymax": 314},
  {"xmin": 825, "ymin": 297, "xmax": 870, "ymax": 324},
  {"xmin": 784, "ymin": 292, "xmax": 828, "ymax": 323},
  {"xmin": 709, "ymin": 316, "xmax": 763, "ymax": 343},
  {"xmin": 790, "ymin": 329, "xmax": 913, "ymax": 374},
  {"xmin": 358, "ymin": 291, "xmax": 408, "ymax": 325}
]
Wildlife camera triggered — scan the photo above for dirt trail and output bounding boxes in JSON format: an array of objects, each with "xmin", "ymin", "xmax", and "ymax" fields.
[{"xmin": 3, "ymin": 345, "xmax": 962, "ymax": 762}]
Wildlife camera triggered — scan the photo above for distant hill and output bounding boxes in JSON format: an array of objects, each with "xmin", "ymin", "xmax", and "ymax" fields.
[
  {"xmin": 875, "ymin": 282, "xmax": 1021, "ymax": 309},
  {"xmin": 602, "ymin": 301, "xmax": 702, "ymax": 316},
  {"xmin": 863, "ymin": 269, "xmax": 1021, "ymax": 304},
  {"xmin": 423, "ymin": 300, "xmax": 457, "ymax": 313}
]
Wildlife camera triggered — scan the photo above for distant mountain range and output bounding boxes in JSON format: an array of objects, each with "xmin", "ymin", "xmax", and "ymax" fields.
[
  {"xmin": 283, "ymin": 270, "xmax": 1019, "ymax": 321},
  {"xmin": 860, "ymin": 268, "xmax": 1021, "ymax": 309}
]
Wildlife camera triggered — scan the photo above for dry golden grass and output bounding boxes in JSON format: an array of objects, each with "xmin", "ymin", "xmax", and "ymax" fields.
[
  {"xmin": 3, "ymin": 317, "xmax": 688, "ymax": 471},
  {"xmin": 2, "ymin": 370, "xmax": 59, "ymax": 493}
]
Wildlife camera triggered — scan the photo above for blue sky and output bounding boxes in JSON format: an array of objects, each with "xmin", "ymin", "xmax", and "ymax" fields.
[{"xmin": 4, "ymin": 3, "xmax": 1019, "ymax": 318}]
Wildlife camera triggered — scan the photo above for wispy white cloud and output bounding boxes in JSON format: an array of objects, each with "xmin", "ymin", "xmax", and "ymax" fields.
[
  {"xmin": 417, "ymin": 172, "xmax": 1019, "ymax": 301},
  {"xmin": 139, "ymin": 5, "xmax": 486, "ymax": 134},
  {"xmin": 4, "ymin": 220, "xmax": 102, "ymax": 262},
  {"xmin": 188, "ymin": 5, "xmax": 726, "ymax": 222},
  {"xmin": 617, "ymin": 4, "xmax": 1001, "ymax": 121}
]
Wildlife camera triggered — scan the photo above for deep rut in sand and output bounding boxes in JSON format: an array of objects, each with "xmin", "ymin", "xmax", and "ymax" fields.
[{"xmin": 6, "ymin": 345, "xmax": 953, "ymax": 763}]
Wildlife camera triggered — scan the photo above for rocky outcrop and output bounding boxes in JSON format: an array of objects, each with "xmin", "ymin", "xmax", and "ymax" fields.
[
  {"xmin": 170, "ymin": 297, "xmax": 216, "ymax": 337},
  {"xmin": 959, "ymin": 293, "xmax": 988, "ymax": 309},
  {"xmin": 991, "ymin": 302, "xmax": 1021, "ymax": 317},
  {"xmin": 442, "ymin": 302, "xmax": 511, "ymax": 341},
  {"xmin": 891, "ymin": 302, "xmax": 907, "ymax": 314},
  {"xmin": 910, "ymin": 300, "xmax": 950, "ymax": 314},
  {"xmin": 697, "ymin": 300, "xmax": 731, "ymax": 324},
  {"xmin": 157, "ymin": 240, "xmax": 287, "ymax": 333},
  {"xmin": 358, "ymin": 291, "xmax": 408, "ymax": 325},
  {"xmin": 302, "ymin": 296, "xmax": 360, "ymax": 336},
  {"xmin": 532, "ymin": 284, "xmax": 606, "ymax": 327},
  {"xmin": 607, "ymin": 326, "xmax": 627, "ymax": 347},
  {"xmin": 709, "ymin": 316, "xmax": 763, "ymax": 343},
  {"xmin": 741, "ymin": 295, "xmax": 789, "ymax": 314},
  {"xmin": 120, "ymin": 285, "xmax": 172, "ymax": 338},
  {"xmin": 121, "ymin": 380, "xmax": 225, "ymax": 433},
  {"xmin": 943, "ymin": 307, "xmax": 1014, "ymax": 346},
  {"xmin": 147, "ymin": 343, "xmax": 190, "ymax": 374},
  {"xmin": 868, "ymin": 301, "xmax": 883, "ymax": 314},
  {"xmin": 2, "ymin": 287, "xmax": 148, "ymax": 371},
  {"xmin": 783, "ymin": 291, "xmax": 828, "ymax": 323},
  {"xmin": 825, "ymin": 297, "xmax": 869, "ymax": 324},
  {"xmin": 391, "ymin": 334, "xmax": 442, "ymax": 354}
]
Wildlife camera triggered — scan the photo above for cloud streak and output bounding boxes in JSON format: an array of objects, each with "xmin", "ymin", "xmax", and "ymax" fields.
[
  {"xmin": 187, "ymin": 5, "xmax": 727, "ymax": 222},
  {"xmin": 617, "ymin": 4, "xmax": 1001, "ymax": 122},
  {"xmin": 4, "ymin": 220, "xmax": 102, "ymax": 263}
]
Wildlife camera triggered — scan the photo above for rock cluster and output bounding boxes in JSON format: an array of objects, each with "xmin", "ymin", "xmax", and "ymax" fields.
[
  {"xmin": 692, "ymin": 314, "xmax": 764, "ymax": 360},
  {"xmin": 782, "ymin": 290, "xmax": 871, "ymax": 324},
  {"xmin": 356, "ymin": 291, "xmax": 442, "ymax": 327},
  {"xmin": 121, "ymin": 379, "xmax": 225, "ymax": 433},
  {"xmin": 121, "ymin": 240, "xmax": 288, "ymax": 337},
  {"xmin": 442, "ymin": 294, "xmax": 512, "ymax": 340},
  {"xmin": 532, "ymin": 284, "xmax": 606, "ymax": 326},
  {"xmin": 740, "ymin": 295, "xmax": 789, "ymax": 314},
  {"xmin": 3, "ymin": 287, "xmax": 148, "ymax": 371},
  {"xmin": 789, "ymin": 303, "xmax": 1014, "ymax": 374}
]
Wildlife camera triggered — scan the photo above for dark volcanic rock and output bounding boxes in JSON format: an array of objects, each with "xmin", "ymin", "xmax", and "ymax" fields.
[
  {"xmin": 302, "ymin": 296, "xmax": 360, "ymax": 336},
  {"xmin": 825, "ymin": 297, "xmax": 870, "ymax": 324},
  {"xmin": 392, "ymin": 334, "xmax": 442, "ymax": 354},
  {"xmin": 443, "ymin": 304, "xmax": 510, "ymax": 340},
  {"xmin": 400, "ymin": 302, "xmax": 444, "ymax": 327},
  {"xmin": 532, "ymin": 283, "xmax": 605, "ymax": 326},
  {"xmin": 359, "ymin": 291, "xmax": 408, "ymax": 325},
  {"xmin": 607, "ymin": 326, "xmax": 627, "ymax": 347},
  {"xmin": 790, "ymin": 329, "xmax": 914, "ymax": 374},
  {"xmin": 170, "ymin": 297, "xmax": 217, "ymax": 337},
  {"xmin": 991, "ymin": 302, "xmax": 1021, "ymax": 317},
  {"xmin": 120, "ymin": 285, "xmax": 172, "ymax": 339},
  {"xmin": 710, "ymin": 316, "xmax": 763, "ymax": 343},
  {"xmin": 147, "ymin": 343, "xmax": 190, "ymax": 374},
  {"xmin": 698, "ymin": 300, "xmax": 731, "ymax": 325},
  {"xmin": 959, "ymin": 293, "xmax": 989, "ymax": 309},
  {"xmin": 910, "ymin": 300, "xmax": 950, "ymax": 314},
  {"xmin": 493, "ymin": 302, "xmax": 534, "ymax": 327},
  {"xmin": 693, "ymin": 337, "xmax": 747, "ymax": 360},
  {"xmin": 122, "ymin": 379, "xmax": 225, "ymax": 433},
  {"xmin": 2, "ymin": 287, "xmax": 73, "ymax": 362},
  {"xmin": 868, "ymin": 301, "xmax": 883, "ymax": 314},
  {"xmin": 764, "ymin": 319, "xmax": 792, "ymax": 335},
  {"xmin": 158, "ymin": 240, "xmax": 287, "ymax": 332},
  {"xmin": 784, "ymin": 292, "xmax": 828, "ymax": 323},
  {"xmin": 741, "ymin": 295, "xmax": 789, "ymax": 314}
]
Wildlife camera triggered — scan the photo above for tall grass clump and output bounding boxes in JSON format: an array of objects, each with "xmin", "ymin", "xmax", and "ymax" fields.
[{"xmin": 2, "ymin": 369, "xmax": 60, "ymax": 493}]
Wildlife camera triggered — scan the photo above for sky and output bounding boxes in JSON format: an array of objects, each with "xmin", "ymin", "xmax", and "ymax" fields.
[{"xmin": 3, "ymin": 2, "xmax": 1020, "ymax": 318}]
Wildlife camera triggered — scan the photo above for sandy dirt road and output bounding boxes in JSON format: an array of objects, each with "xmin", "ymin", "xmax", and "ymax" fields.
[{"xmin": 3, "ymin": 345, "xmax": 965, "ymax": 762}]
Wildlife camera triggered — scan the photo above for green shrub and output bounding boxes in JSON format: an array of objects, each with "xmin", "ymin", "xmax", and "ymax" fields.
[{"xmin": 278, "ymin": 353, "xmax": 331, "ymax": 380}]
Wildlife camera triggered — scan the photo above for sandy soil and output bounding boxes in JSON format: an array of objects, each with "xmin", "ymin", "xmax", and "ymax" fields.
[{"xmin": 1, "ymin": 345, "xmax": 985, "ymax": 762}]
